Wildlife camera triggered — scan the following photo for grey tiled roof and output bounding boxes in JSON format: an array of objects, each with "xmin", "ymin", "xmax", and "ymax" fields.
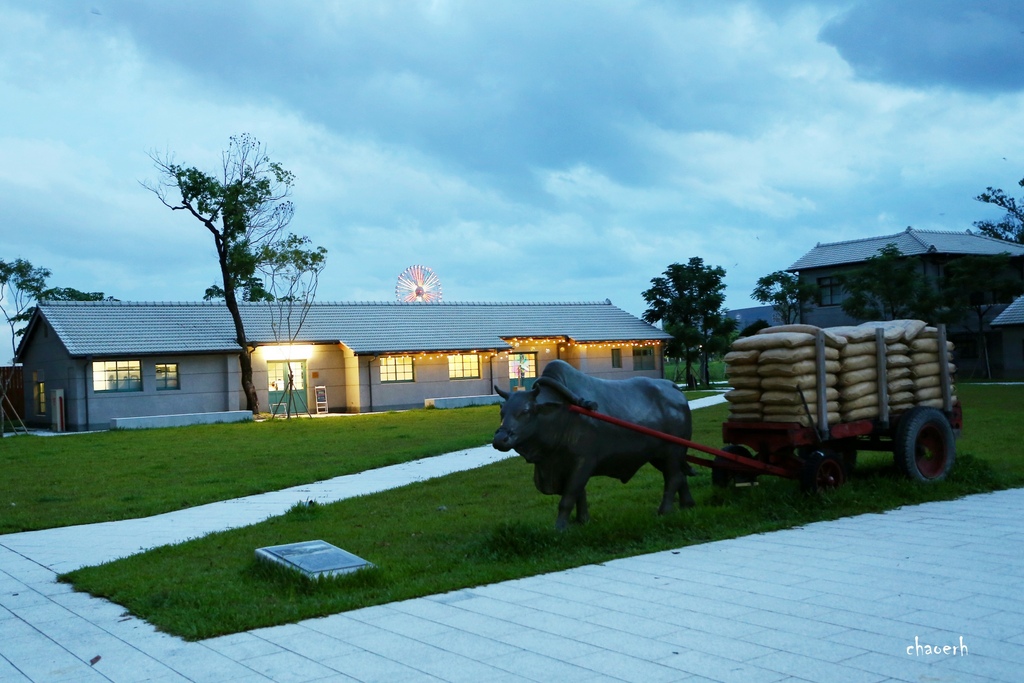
[
  {"xmin": 788, "ymin": 227, "xmax": 1024, "ymax": 271},
  {"xmin": 30, "ymin": 300, "xmax": 671, "ymax": 357},
  {"xmin": 992, "ymin": 297, "xmax": 1024, "ymax": 327}
]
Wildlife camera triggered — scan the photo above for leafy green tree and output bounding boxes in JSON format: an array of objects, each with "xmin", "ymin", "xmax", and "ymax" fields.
[
  {"xmin": 145, "ymin": 134, "xmax": 296, "ymax": 413},
  {"xmin": 0, "ymin": 258, "xmax": 50, "ymax": 359},
  {"xmin": 751, "ymin": 271, "xmax": 819, "ymax": 325},
  {"xmin": 0, "ymin": 260, "xmax": 107, "ymax": 362},
  {"xmin": 940, "ymin": 253, "xmax": 1024, "ymax": 378},
  {"xmin": 974, "ymin": 176, "xmax": 1024, "ymax": 244},
  {"xmin": 642, "ymin": 258, "xmax": 736, "ymax": 388},
  {"xmin": 838, "ymin": 244, "xmax": 939, "ymax": 321}
]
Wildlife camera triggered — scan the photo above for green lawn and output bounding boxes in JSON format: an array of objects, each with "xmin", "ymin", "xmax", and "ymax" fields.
[
  {"xmin": 58, "ymin": 383, "xmax": 1022, "ymax": 640},
  {"xmin": 0, "ymin": 407, "xmax": 499, "ymax": 534}
]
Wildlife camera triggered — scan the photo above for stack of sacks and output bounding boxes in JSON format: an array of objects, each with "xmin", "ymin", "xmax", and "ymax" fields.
[
  {"xmin": 723, "ymin": 348, "xmax": 762, "ymax": 421},
  {"xmin": 909, "ymin": 326, "xmax": 957, "ymax": 408},
  {"xmin": 725, "ymin": 326, "xmax": 843, "ymax": 427},
  {"xmin": 831, "ymin": 320, "xmax": 931, "ymax": 420}
]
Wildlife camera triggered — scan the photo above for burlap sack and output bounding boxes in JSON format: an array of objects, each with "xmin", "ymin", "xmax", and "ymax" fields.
[
  {"xmin": 840, "ymin": 341, "xmax": 877, "ymax": 358},
  {"xmin": 758, "ymin": 359, "xmax": 841, "ymax": 377},
  {"xmin": 840, "ymin": 380, "xmax": 877, "ymax": 401},
  {"xmin": 910, "ymin": 338, "xmax": 955, "ymax": 353},
  {"xmin": 889, "ymin": 390, "xmax": 915, "ymax": 405},
  {"xmin": 915, "ymin": 374, "xmax": 941, "ymax": 389},
  {"xmin": 731, "ymin": 332, "xmax": 815, "ymax": 351},
  {"xmin": 888, "ymin": 377, "xmax": 915, "ymax": 394},
  {"xmin": 917, "ymin": 326, "xmax": 939, "ymax": 339},
  {"xmin": 724, "ymin": 349, "xmax": 760, "ymax": 365},
  {"xmin": 761, "ymin": 388, "xmax": 839, "ymax": 405},
  {"xmin": 889, "ymin": 402, "xmax": 914, "ymax": 415},
  {"xmin": 841, "ymin": 355, "xmax": 876, "ymax": 372},
  {"xmin": 918, "ymin": 395, "xmax": 956, "ymax": 409},
  {"xmin": 829, "ymin": 325, "xmax": 875, "ymax": 343},
  {"xmin": 764, "ymin": 401, "xmax": 839, "ymax": 415},
  {"xmin": 842, "ymin": 393, "xmax": 878, "ymax": 411},
  {"xmin": 887, "ymin": 366, "xmax": 913, "ymax": 381},
  {"xmin": 887, "ymin": 342, "xmax": 910, "ymax": 355},
  {"xmin": 840, "ymin": 367, "xmax": 878, "ymax": 384},
  {"xmin": 914, "ymin": 386, "xmax": 943, "ymax": 401},
  {"xmin": 886, "ymin": 354, "xmax": 913, "ymax": 368},
  {"xmin": 842, "ymin": 406, "xmax": 880, "ymax": 422},
  {"xmin": 727, "ymin": 375, "xmax": 762, "ymax": 390},
  {"xmin": 759, "ymin": 345, "xmax": 840, "ymax": 363},
  {"xmin": 725, "ymin": 389, "xmax": 761, "ymax": 403},
  {"xmin": 726, "ymin": 363, "xmax": 760, "ymax": 377},
  {"xmin": 909, "ymin": 352, "xmax": 939, "ymax": 365},
  {"xmin": 914, "ymin": 362, "xmax": 956, "ymax": 378},
  {"xmin": 757, "ymin": 324, "xmax": 847, "ymax": 349}
]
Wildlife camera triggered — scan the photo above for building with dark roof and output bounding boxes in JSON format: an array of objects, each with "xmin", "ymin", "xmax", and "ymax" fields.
[
  {"xmin": 992, "ymin": 296, "xmax": 1024, "ymax": 379},
  {"xmin": 14, "ymin": 300, "xmax": 672, "ymax": 430},
  {"xmin": 787, "ymin": 226, "xmax": 1024, "ymax": 378}
]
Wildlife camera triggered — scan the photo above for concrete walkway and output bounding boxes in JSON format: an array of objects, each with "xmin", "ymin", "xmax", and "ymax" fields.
[{"xmin": 2, "ymin": 395, "xmax": 1021, "ymax": 682}]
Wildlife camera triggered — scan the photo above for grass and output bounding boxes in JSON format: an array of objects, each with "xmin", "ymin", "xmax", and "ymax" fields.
[
  {"xmin": 59, "ymin": 383, "xmax": 1021, "ymax": 640},
  {"xmin": 0, "ymin": 407, "xmax": 499, "ymax": 534}
]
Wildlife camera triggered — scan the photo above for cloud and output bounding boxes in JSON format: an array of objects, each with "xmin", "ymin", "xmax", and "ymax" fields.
[{"xmin": 820, "ymin": 0, "xmax": 1024, "ymax": 92}]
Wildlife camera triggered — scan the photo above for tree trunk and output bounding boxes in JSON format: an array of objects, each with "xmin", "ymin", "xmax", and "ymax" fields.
[{"xmin": 238, "ymin": 348, "xmax": 259, "ymax": 413}]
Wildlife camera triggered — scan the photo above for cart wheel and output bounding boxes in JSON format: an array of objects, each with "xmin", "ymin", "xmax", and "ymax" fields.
[
  {"xmin": 800, "ymin": 450, "xmax": 846, "ymax": 493},
  {"xmin": 712, "ymin": 445, "xmax": 754, "ymax": 488},
  {"xmin": 893, "ymin": 406, "xmax": 955, "ymax": 483}
]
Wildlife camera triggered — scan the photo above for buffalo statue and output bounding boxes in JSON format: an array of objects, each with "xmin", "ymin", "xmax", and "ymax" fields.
[{"xmin": 492, "ymin": 359, "xmax": 694, "ymax": 530}]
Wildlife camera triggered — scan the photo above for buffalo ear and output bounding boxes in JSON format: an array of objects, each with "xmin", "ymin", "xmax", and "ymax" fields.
[{"xmin": 535, "ymin": 383, "xmax": 566, "ymax": 407}]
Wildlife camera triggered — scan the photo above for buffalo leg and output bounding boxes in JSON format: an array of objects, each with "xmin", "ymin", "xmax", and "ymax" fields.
[
  {"xmin": 657, "ymin": 450, "xmax": 694, "ymax": 514},
  {"xmin": 574, "ymin": 489, "xmax": 589, "ymax": 525}
]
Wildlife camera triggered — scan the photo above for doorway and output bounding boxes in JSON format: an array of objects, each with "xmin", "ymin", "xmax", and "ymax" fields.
[
  {"xmin": 508, "ymin": 352, "xmax": 537, "ymax": 391},
  {"xmin": 268, "ymin": 361, "xmax": 308, "ymax": 415}
]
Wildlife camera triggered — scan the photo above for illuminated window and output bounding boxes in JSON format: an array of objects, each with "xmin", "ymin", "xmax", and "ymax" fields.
[
  {"xmin": 611, "ymin": 348, "xmax": 622, "ymax": 368},
  {"xmin": 633, "ymin": 347, "xmax": 655, "ymax": 371},
  {"xmin": 155, "ymin": 363, "xmax": 179, "ymax": 390},
  {"xmin": 380, "ymin": 356, "xmax": 414, "ymax": 383},
  {"xmin": 93, "ymin": 360, "xmax": 142, "ymax": 392},
  {"xmin": 448, "ymin": 354, "xmax": 480, "ymax": 379},
  {"xmin": 34, "ymin": 381, "xmax": 46, "ymax": 415}
]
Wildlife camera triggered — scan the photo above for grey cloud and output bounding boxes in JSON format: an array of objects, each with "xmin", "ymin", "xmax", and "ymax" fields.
[{"xmin": 819, "ymin": 0, "xmax": 1024, "ymax": 92}]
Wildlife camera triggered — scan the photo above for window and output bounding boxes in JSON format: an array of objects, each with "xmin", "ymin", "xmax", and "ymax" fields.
[
  {"xmin": 817, "ymin": 277, "xmax": 843, "ymax": 306},
  {"xmin": 633, "ymin": 347, "xmax": 655, "ymax": 371},
  {"xmin": 155, "ymin": 363, "xmax": 179, "ymax": 390},
  {"xmin": 93, "ymin": 360, "xmax": 142, "ymax": 392},
  {"xmin": 611, "ymin": 348, "xmax": 622, "ymax": 368},
  {"xmin": 380, "ymin": 356, "xmax": 414, "ymax": 383},
  {"xmin": 33, "ymin": 378, "xmax": 45, "ymax": 415},
  {"xmin": 448, "ymin": 354, "xmax": 481, "ymax": 379}
]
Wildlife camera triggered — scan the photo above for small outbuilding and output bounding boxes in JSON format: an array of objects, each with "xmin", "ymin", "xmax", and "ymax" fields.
[{"xmin": 15, "ymin": 299, "xmax": 671, "ymax": 431}]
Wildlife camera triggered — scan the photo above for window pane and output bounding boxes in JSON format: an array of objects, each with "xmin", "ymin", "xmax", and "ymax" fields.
[
  {"xmin": 632, "ymin": 348, "xmax": 655, "ymax": 371},
  {"xmin": 448, "ymin": 354, "xmax": 480, "ymax": 379},
  {"xmin": 380, "ymin": 356, "xmax": 414, "ymax": 383},
  {"xmin": 156, "ymin": 363, "xmax": 179, "ymax": 390},
  {"xmin": 92, "ymin": 360, "xmax": 142, "ymax": 392}
]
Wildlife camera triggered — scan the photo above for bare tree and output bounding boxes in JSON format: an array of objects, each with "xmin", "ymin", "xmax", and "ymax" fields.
[
  {"xmin": 259, "ymin": 235, "xmax": 327, "ymax": 418},
  {"xmin": 143, "ymin": 134, "xmax": 295, "ymax": 413}
]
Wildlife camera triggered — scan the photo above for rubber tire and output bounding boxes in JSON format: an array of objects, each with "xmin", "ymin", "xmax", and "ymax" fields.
[
  {"xmin": 894, "ymin": 406, "xmax": 955, "ymax": 483},
  {"xmin": 800, "ymin": 450, "xmax": 846, "ymax": 494},
  {"xmin": 712, "ymin": 445, "xmax": 754, "ymax": 488}
]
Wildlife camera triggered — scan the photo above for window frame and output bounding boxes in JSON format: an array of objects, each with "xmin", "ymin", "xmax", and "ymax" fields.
[
  {"xmin": 92, "ymin": 360, "xmax": 143, "ymax": 393},
  {"xmin": 155, "ymin": 363, "xmax": 180, "ymax": 391},
  {"xmin": 448, "ymin": 353, "xmax": 481, "ymax": 380},
  {"xmin": 380, "ymin": 356, "xmax": 415, "ymax": 383},
  {"xmin": 34, "ymin": 380, "xmax": 46, "ymax": 415},
  {"xmin": 817, "ymin": 276, "xmax": 843, "ymax": 306},
  {"xmin": 611, "ymin": 348, "xmax": 622, "ymax": 369},
  {"xmin": 632, "ymin": 347, "xmax": 655, "ymax": 371}
]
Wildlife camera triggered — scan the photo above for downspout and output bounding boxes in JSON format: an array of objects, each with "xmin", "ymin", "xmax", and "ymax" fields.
[
  {"xmin": 489, "ymin": 354, "xmax": 494, "ymax": 395},
  {"xmin": 84, "ymin": 356, "xmax": 91, "ymax": 431},
  {"xmin": 366, "ymin": 355, "xmax": 376, "ymax": 413}
]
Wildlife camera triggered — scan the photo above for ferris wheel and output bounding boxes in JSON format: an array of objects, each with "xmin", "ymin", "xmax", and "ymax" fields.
[{"xmin": 396, "ymin": 265, "xmax": 443, "ymax": 303}]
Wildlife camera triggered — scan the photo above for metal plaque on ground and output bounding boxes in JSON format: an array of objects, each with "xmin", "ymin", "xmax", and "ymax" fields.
[{"xmin": 255, "ymin": 540, "xmax": 372, "ymax": 579}]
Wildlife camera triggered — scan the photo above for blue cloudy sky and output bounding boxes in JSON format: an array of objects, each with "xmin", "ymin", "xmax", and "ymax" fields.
[{"xmin": 2, "ymin": 0, "xmax": 1024, "ymax": 361}]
